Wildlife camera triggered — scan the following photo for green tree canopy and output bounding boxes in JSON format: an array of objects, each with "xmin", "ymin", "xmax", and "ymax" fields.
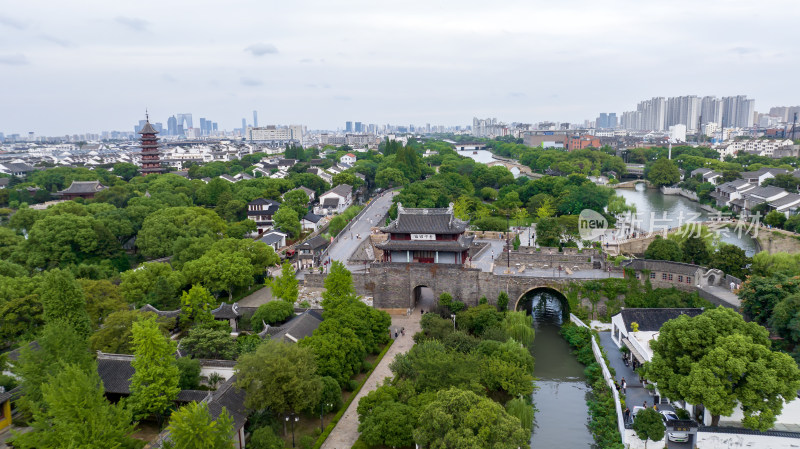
[
  {"xmin": 709, "ymin": 244, "xmax": 751, "ymax": 280},
  {"xmin": 89, "ymin": 310, "xmax": 172, "ymax": 354},
  {"xmin": 646, "ymin": 158, "xmax": 680, "ymax": 187},
  {"xmin": 12, "ymin": 363, "xmax": 141, "ymax": 449},
  {"xmin": 267, "ymin": 262, "xmax": 298, "ymax": 304},
  {"xmin": 646, "ymin": 307, "xmax": 800, "ymax": 429},
  {"xmin": 273, "ymin": 204, "xmax": 300, "ymax": 238},
  {"xmin": 235, "ymin": 339, "xmax": 322, "ymax": 418},
  {"xmin": 644, "ymin": 236, "xmax": 683, "ymax": 262},
  {"xmin": 179, "ymin": 284, "xmax": 216, "ymax": 329},
  {"xmin": 251, "ymin": 300, "xmax": 295, "ymax": 332},
  {"xmin": 681, "ymin": 235, "xmax": 711, "ymax": 265},
  {"xmin": 128, "ymin": 316, "xmax": 180, "ymax": 420},
  {"xmin": 137, "ymin": 207, "xmax": 226, "ymax": 259},
  {"xmin": 632, "ymin": 407, "xmax": 664, "ymax": 448},
  {"xmin": 180, "ymin": 324, "xmax": 238, "ymax": 360},
  {"xmin": 167, "ymin": 401, "xmax": 235, "ymax": 449},
  {"xmin": 413, "ymin": 387, "xmax": 529, "ymax": 449},
  {"xmin": 40, "ymin": 269, "xmax": 92, "ymax": 337}
]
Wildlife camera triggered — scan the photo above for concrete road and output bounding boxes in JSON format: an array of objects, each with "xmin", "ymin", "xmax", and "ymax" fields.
[{"xmin": 324, "ymin": 191, "xmax": 397, "ymax": 271}]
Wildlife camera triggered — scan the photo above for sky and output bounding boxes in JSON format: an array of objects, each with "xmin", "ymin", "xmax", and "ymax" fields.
[{"xmin": 1, "ymin": 0, "xmax": 799, "ymax": 136}]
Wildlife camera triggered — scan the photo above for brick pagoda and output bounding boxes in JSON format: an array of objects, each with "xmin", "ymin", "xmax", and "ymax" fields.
[{"xmin": 139, "ymin": 114, "xmax": 163, "ymax": 175}]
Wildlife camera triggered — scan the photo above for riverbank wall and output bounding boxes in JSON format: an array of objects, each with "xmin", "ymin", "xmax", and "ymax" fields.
[
  {"xmin": 569, "ymin": 314, "xmax": 626, "ymax": 447},
  {"xmin": 660, "ymin": 186, "xmax": 719, "ymax": 213}
]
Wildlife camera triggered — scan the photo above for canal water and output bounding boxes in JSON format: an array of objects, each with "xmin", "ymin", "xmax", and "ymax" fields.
[
  {"xmin": 614, "ymin": 183, "xmax": 758, "ymax": 256},
  {"xmin": 456, "ymin": 149, "xmax": 497, "ymax": 164},
  {"xmin": 520, "ymin": 289, "xmax": 594, "ymax": 449}
]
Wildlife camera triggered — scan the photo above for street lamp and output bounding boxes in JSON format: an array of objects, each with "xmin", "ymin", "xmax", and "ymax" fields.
[
  {"xmin": 286, "ymin": 413, "xmax": 300, "ymax": 448},
  {"xmin": 505, "ymin": 213, "xmax": 510, "ymax": 269},
  {"xmin": 320, "ymin": 402, "xmax": 333, "ymax": 433},
  {"xmin": 450, "ymin": 314, "xmax": 456, "ymax": 330}
]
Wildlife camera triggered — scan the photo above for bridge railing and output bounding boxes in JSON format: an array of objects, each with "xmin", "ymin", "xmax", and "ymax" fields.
[{"xmin": 569, "ymin": 313, "xmax": 626, "ymax": 446}]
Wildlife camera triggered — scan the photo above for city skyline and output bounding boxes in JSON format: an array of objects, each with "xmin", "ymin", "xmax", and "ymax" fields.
[{"xmin": 2, "ymin": 0, "xmax": 800, "ymax": 135}]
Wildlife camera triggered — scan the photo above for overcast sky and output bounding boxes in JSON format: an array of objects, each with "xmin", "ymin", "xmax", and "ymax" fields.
[{"xmin": 1, "ymin": 0, "xmax": 798, "ymax": 136}]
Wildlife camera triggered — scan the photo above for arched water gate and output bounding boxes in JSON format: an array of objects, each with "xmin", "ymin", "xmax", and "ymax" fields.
[{"xmin": 515, "ymin": 286, "xmax": 570, "ymax": 324}]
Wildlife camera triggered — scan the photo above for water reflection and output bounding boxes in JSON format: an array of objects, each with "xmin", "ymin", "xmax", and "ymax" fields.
[
  {"xmin": 523, "ymin": 290, "xmax": 594, "ymax": 448},
  {"xmin": 615, "ymin": 183, "xmax": 757, "ymax": 256}
]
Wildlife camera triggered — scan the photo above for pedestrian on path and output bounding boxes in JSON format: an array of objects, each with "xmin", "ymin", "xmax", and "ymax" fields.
[
  {"xmin": 624, "ymin": 407, "xmax": 631, "ymax": 424},
  {"xmin": 621, "ymin": 377, "xmax": 627, "ymax": 394}
]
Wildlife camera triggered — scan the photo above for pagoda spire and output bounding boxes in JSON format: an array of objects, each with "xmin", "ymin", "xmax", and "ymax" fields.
[{"xmin": 138, "ymin": 113, "xmax": 163, "ymax": 175}]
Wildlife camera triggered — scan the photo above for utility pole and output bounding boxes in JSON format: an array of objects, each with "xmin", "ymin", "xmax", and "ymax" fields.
[{"xmin": 792, "ymin": 113, "xmax": 798, "ymax": 141}]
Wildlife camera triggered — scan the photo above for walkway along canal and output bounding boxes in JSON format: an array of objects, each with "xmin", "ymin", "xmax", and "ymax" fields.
[{"xmin": 520, "ymin": 288, "xmax": 594, "ymax": 448}]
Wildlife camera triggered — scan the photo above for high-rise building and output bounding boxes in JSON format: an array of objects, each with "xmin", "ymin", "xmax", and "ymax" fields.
[
  {"xmin": 722, "ymin": 96, "xmax": 755, "ymax": 128},
  {"xmin": 701, "ymin": 97, "xmax": 723, "ymax": 127},
  {"xmin": 167, "ymin": 115, "xmax": 177, "ymax": 136},
  {"xmin": 139, "ymin": 115, "xmax": 163, "ymax": 175},
  {"xmin": 176, "ymin": 113, "xmax": 193, "ymax": 131},
  {"xmin": 608, "ymin": 113, "xmax": 618, "ymax": 129},
  {"xmin": 199, "ymin": 118, "xmax": 207, "ymax": 136},
  {"xmin": 242, "ymin": 118, "xmax": 247, "ymax": 135},
  {"xmin": 355, "ymin": 121, "xmax": 363, "ymax": 133},
  {"xmin": 345, "ymin": 121, "xmax": 353, "ymax": 133},
  {"xmin": 596, "ymin": 113, "xmax": 608, "ymax": 129},
  {"xmin": 253, "ymin": 110, "xmax": 258, "ymax": 128}
]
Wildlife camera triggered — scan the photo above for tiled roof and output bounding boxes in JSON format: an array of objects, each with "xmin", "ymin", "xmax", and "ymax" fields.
[
  {"xmin": 322, "ymin": 197, "xmax": 340, "ymax": 207},
  {"xmin": 140, "ymin": 304, "xmax": 180, "ymax": 318},
  {"xmin": 207, "ymin": 375, "xmax": 248, "ymax": 430},
  {"xmin": 211, "ymin": 302, "xmax": 240, "ymax": 320},
  {"xmin": 302, "ymin": 212, "xmax": 324, "ymax": 223},
  {"xmin": 138, "ymin": 121, "xmax": 159, "ymax": 134},
  {"xmin": 97, "ymin": 353, "xmax": 135, "ymax": 394},
  {"xmin": 746, "ymin": 186, "xmax": 788, "ymax": 200},
  {"xmin": 258, "ymin": 231, "xmax": 286, "ymax": 246},
  {"xmin": 270, "ymin": 310, "xmax": 323, "ymax": 343},
  {"xmin": 57, "ymin": 180, "xmax": 106, "ymax": 194},
  {"xmin": 0, "ymin": 178, "xmax": 9, "ymax": 186},
  {"xmin": 622, "ymin": 259, "xmax": 702, "ymax": 276},
  {"xmin": 323, "ymin": 184, "xmax": 352, "ymax": 198},
  {"xmin": 769, "ymin": 193, "xmax": 800, "ymax": 209},
  {"xmin": 176, "ymin": 390, "xmax": 210, "ymax": 403},
  {"xmin": 375, "ymin": 235, "xmax": 474, "ymax": 252},
  {"xmin": 618, "ymin": 308, "xmax": 705, "ymax": 332},
  {"xmin": 381, "ymin": 203, "xmax": 467, "ymax": 234},
  {"xmin": 297, "ymin": 235, "xmax": 329, "ymax": 250}
]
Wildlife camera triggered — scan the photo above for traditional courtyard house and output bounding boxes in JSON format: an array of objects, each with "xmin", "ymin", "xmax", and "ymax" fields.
[
  {"xmin": 610, "ymin": 308, "xmax": 704, "ymax": 368},
  {"xmin": 55, "ymin": 180, "xmax": 108, "ymax": 200},
  {"xmin": 296, "ymin": 235, "xmax": 329, "ymax": 269},
  {"xmin": 258, "ymin": 230, "xmax": 287, "ymax": 252},
  {"xmin": 247, "ymin": 198, "xmax": 281, "ymax": 234},
  {"xmin": 301, "ymin": 211, "xmax": 324, "ymax": 232},
  {"xmin": 261, "ymin": 309, "xmax": 323, "ymax": 343},
  {"xmin": 375, "ymin": 203, "xmax": 473, "ymax": 264},
  {"xmin": 285, "ymin": 186, "xmax": 316, "ymax": 203}
]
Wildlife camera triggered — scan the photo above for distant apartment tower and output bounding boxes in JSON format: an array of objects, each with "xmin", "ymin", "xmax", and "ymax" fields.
[
  {"xmin": 722, "ymin": 95, "xmax": 755, "ymax": 128},
  {"xmin": 596, "ymin": 113, "xmax": 618, "ymax": 129},
  {"xmin": 345, "ymin": 121, "xmax": 353, "ymax": 133},
  {"xmin": 242, "ymin": 118, "xmax": 247, "ymax": 134},
  {"xmin": 701, "ymin": 97, "xmax": 723, "ymax": 127},
  {"xmin": 355, "ymin": 121, "xmax": 363, "ymax": 133},
  {"xmin": 199, "ymin": 118, "xmax": 207, "ymax": 136},
  {"xmin": 167, "ymin": 115, "xmax": 178, "ymax": 136},
  {"xmin": 139, "ymin": 115, "xmax": 163, "ymax": 175},
  {"xmin": 253, "ymin": 110, "xmax": 258, "ymax": 128}
]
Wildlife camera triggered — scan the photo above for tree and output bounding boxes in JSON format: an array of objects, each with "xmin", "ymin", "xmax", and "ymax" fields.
[
  {"xmin": 235, "ymin": 339, "xmax": 322, "ymax": 427},
  {"xmin": 183, "ymin": 251, "xmax": 253, "ymax": 300},
  {"xmin": 249, "ymin": 426, "xmax": 284, "ymax": 449},
  {"xmin": 505, "ymin": 397, "xmax": 535, "ymax": 432},
  {"xmin": 0, "ymin": 294, "xmax": 43, "ymax": 347},
  {"xmin": 299, "ymin": 319, "xmax": 366, "ymax": 387},
  {"xmin": 273, "ymin": 204, "xmax": 301, "ymax": 238},
  {"xmin": 681, "ymin": 235, "xmax": 710, "ymax": 265},
  {"xmin": 457, "ymin": 303, "xmax": 504, "ymax": 336},
  {"xmin": 267, "ymin": 262, "xmax": 298, "ymax": 304},
  {"xmin": 644, "ymin": 236, "xmax": 683, "ymax": 262},
  {"xmin": 740, "ymin": 275, "xmax": 800, "ymax": 325},
  {"xmin": 15, "ymin": 323, "xmax": 94, "ymax": 414},
  {"xmin": 501, "ymin": 311, "xmax": 534, "ymax": 347},
  {"xmin": 128, "ymin": 316, "xmax": 180, "ymax": 421},
  {"xmin": 413, "ymin": 387, "xmax": 529, "ymax": 449},
  {"xmin": 769, "ymin": 293, "xmax": 800, "ymax": 347},
  {"xmin": 497, "ymin": 291, "xmax": 509, "ymax": 311},
  {"xmin": 113, "ymin": 162, "xmax": 140, "ymax": 181},
  {"xmin": 251, "ymin": 300, "xmax": 295, "ymax": 332},
  {"xmin": 208, "ymin": 238, "xmax": 279, "ymax": 278},
  {"xmin": 23, "ymin": 213, "xmax": 121, "ymax": 269},
  {"xmin": 764, "ymin": 210, "xmax": 787, "ymax": 228},
  {"xmin": 632, "ymin": 407, "xmax": 664, "ymax": 448},
  {"xmin": 40, "ymin": 269, "xmax": 92, "ymax": 337},
  {"xmin": 12, "ymin": 364, "xmax": 141, "ymax": 449},
  {"xmin": 709, "ymin": 244, "xmax": 751, "ymax": 280},
  {"xmin": 179, "ymin": 285, "xmax": 215, "ymax": 329},
  {"xmin": 535, "ymin": 197, "xmax": 556, "ymax": 219},
  {"xmin": 359, "ymin": 401, "xmax": 416, "ymax": 448},
  {"xmin": 120, "ymin": 262, "xmax": 184, "ymax": 308},
  {"xmin": 646, "ymin": 307, "xmax": 800, "ymax": 429},
  {"xmin": 89, "ymin": 310, "xmax": 172, "ymax": 354},
  {"xmin": 137, "ymin": 207, "xmax": 226, "ymax": 259},
  {"xmin": 535, "ymin": 217, "xmax": 562, "ymax": 247},
  {"xmin": 321, "ymin": 260, "xmax": 356, "ymax": 305},
  {"xmin": 176, "ymin": 357, "xmax": 202, "ymax": 390},
  {"xmin": 375, "ymin": 167, "xmax": 408, "ymax": 188},
  {"xmin": 282, "ymin": 189, "xmax": 310, "ymax": 218},
  {"xmin": 167, "ymin": 401, "xmax": 235, "ymax": 449},
  {"xmin": 180, "ymin": 324, "xmax": 238, "ymax": 360},
  {"xmin": 647, "ymin": 158, "xmax": 680, "ymax": 187},
  {"xmin": 79, "ymin": 279, "xmax": 127, "ymax": 329}
]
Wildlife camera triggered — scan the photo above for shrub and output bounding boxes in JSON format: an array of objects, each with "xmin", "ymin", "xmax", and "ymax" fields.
[
  {"xmin": 250, "ymin": 425, "xmax": 284, "ymax": 449},
  {"xmin": 347, "ymin": 380, "xmax": 359, "ymax": 392},
  {"xmin": 251, "ymin": 301, "xmax": 295, "ymax": 332},
  {"xmin": 361, "ymin": 361, "xmax": 372, "ymax": 373},
  {"xmin": 176, "ymin": 357, "xmax": 201, "ymax": 390}
]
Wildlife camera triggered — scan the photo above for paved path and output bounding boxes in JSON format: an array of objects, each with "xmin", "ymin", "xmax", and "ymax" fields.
[
  {"xmin": 236, "ymin": 286, "xmax": 273, "ymax": 308},
  {"xmin": 321, "ymin": 310, "xmax": 421, "ymax": 449},
  {"xmin": 597, "ymin": 331, "xmax": 654, "ymax": 420},
  {"xmin": 326, "ymin": 191, "xmax": 397, "ymax": 271}
]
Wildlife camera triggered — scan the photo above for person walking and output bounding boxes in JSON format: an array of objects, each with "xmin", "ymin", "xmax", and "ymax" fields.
[
  {"xmin": 624, "ymin": 407, "xmax": 631, "ymax": 425},
  {"xmin": 621, "ymin": 377, "xmax": 627, "ymax": 394}
]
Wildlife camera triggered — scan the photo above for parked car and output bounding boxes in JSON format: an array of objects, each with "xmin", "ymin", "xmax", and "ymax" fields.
[{"xmin": 660, "ymin": 410, "xmax": 690, "ymax": 443}]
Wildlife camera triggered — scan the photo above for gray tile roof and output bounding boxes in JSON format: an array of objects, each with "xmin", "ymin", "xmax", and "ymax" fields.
[
  {"xmin": 381, "ymin": 204, "xmax": 468, "ymax": 234},
  {"xmin": 746, "ymin": 186, "xmax": 787, "ymax": 199},
  {"xmin": 138, "ymin": 121, "xmax": 159, "ymax": 134},
  {"xmin": 5, "ymin": 341, "xmax": 40, "ymax": 362},
  {"xmin": 0, "ymin": 178, "xmax": 9, "ymax": 187},
  {"xmin": 270, "ymin": 310, "xmax": 323, "ymax": 343},
  {"xmin": 324, "ymin": 184, "xmax": 352, "ymax": 198},
  {"xmin": 258, "ymin": 231, "xmax": 286, "ymax": 246},
  {"xmin": 140, "ymin": 304, "xmax": 181, "ymax": 319},
  {"xmin": 302, "ymin": 212, "xmax": 324, "ymax": 223},
  {"xmin": 375, "ymin": 234, "xmax": 474, "ymax": 252},
  {"xmin": 97, "ymin": 353, "xmax": 135, "ymax": 394},
  {"xmin": 57, "ymin": 180, "xmax": 106, "ymax": 194},
  {"xmin": 617, "ymin": 308, "xmax": 705, "ymax": 332},
  {"xmin": 322, "ymin": 197, "xmax": 340, "ymax": 207},
  {"xmin": 622, "ymin": 259, "xmax": 702, "ymax": 276},
  {"xmin": 176, "ymin": 390, "xmax": 210, "ymax": 403},
  {"xmin": 211, "ymin": 302, "xmax": 240, "ymax": 320},
  {"xmin": 769, "ymin": 193, "xmax": 800, "ymax": 209},
  {"xmin": 207, "ymin": 375, "xmax": 247, "ymax": 430},
  {"xmin": 741, "ymin": 168, "xmax": 788, "ymax": 179},
  {"xmin": 297, "ymin": 235, "xmax": 329, "ymax": 251}
]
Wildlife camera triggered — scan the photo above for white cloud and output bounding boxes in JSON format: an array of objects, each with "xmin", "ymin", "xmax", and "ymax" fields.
[{"xmin": 245, "ymin": 43, "xmax": 279, "ymax": 56}]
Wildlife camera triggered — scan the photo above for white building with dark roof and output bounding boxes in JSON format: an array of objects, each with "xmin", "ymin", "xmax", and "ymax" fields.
[
  {"xmin": 315, "ymin": 184, "xmax": 352, "ymax": 215},
  {"xmin": 247, "ymin": 198, "xmax": 281, "ymax": 234}
]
